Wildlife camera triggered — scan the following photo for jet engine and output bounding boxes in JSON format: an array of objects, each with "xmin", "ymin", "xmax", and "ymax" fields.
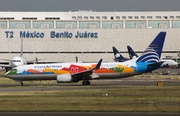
[{"xmin": 57, "ymin": 74, "xmax": 79, "ymax": 83}]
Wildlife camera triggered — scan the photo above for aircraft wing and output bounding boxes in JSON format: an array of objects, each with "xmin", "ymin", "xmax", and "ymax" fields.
[
  {"xmin": 0, "ymin": 59, "xmax": 11, "ymax": 61},
  {"xmin": 0, "ymin": 64, "xmax": 10, "ymax": 67},
  {"xmin": 147, "ymin": 61, "xmax": 164, "ymax": 67},
  {"xmin": 72, "ymin": 59, "xmax": 102, "ymax": 79}
]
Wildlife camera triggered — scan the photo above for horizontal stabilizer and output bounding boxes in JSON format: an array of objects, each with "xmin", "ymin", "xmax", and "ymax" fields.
[{"xmin": 147, "ymin": 61, "xmax": 164, "ymax": 67}]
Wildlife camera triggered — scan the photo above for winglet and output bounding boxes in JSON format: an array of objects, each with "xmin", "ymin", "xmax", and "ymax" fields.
[{"xmin": 93, "ymin": 59, "xmax": 102, "ymax": 70}]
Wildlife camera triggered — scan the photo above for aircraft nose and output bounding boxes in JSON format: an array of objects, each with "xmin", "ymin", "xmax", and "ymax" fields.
[
  {"xmin": 4, "ymin": 69, "xmax": 17, "ymax": 76},
  {"xmin": 4, "ymin": 70, "xmax": 10, "ymax": 76}
]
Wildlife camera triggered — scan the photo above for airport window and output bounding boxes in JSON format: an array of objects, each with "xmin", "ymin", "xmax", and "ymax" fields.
[
  {"xmin": 148, "ymin": 21, "xmax": 169, "ymax": 28},
  {"xmin": 9, "ymin": 21, "xmax": 30, "ymax": 29},
  {"xmin": 112, "ymin": 23, "xmax": 120, "ymax": 29},
  {"xmin": 96, "ymin": 16, "xmax": 100, "ymax": 20},
  {"xmin": 0, "ymin": 21, "xmax": 7, "ymax": 29},
  {"xmin": 111, "ymin": 17, "xmax": 114, "ymax": 20},
  {"xmin": 79, "ymin": 21, "xmax": 99, "ymax": 29},
  {"xmin": 170, "ymin": 16, "xmax": 174, "ymax": 19},
  {"xmin": 176, "ymin": 16, "xmax": 180, "ymax": 19},
  {"xmin": 122, "ymin": 16, "xmax": 126, "ymax": 19},
  {"xmin": 78, "ymin": 16, "xmax": 82, "ymax": 20},
  {"xmin": 102, "ymin": 21, "xmax": 122, "ymax": 29},
  {"xmin": 134, "ymin": 16, "xmax": 139, "ymax": 19},
  {"xmin": 135, "ymin": 23, "xmax": 143, "ymax": 28},
  {"xmin": 64, "ymin": 24, "xmax": 73, "ymax": 29},
  {"xmin": 72, "ymin": 16, "xmax": 76, "ymax": 20},
  {"xmin": 33, "ymin": 21, "xmax": 54, "ymax": 29},
  {"xmin": 88, "ymin": 24, "xmax": 96, "ymax": 29},
  {"xmin": 128, "ymin": 16, "xmax": 132, "ymax": 19},
  {"xmin": 141, "ymin": 16, "xmax": 145, "ymax": 19},
  {"xmin": 147, "ymin": 16, "xmax": 152, "ymax": 19},
  {"xmin": 90, "ymin": 16, "xmax": 94, "ymax": 20},
  {"xmin": 172, "ymin": 21, "xmax": 180, "ymax": 28},
  {"xmin": 125, "ymin": 21, "xmax": 145, "ymax": 29},
  {"xmin": 102, "ymin": 16, "xmax": 107, "ymax": 20},
  {"xmin": 163, "ymin": 16, "xmax": 168, "ymax": 19},
  {"xmin": 45, "ymin": 17, "xmax": 60, "ymax": 20},
  {"xmin": 156, "ymin": 16, "xmax": 161, "ymax": 19},
  {"xmin": 116, "ymin": 16, "xmax": 120, "ymax": 20},
  {"xmin": 41, "ymin": 24, "xmax": 49, "ymax": 29},
  {"xmin": 22, "ymin": 17, "xmax": 37, "ymax": 20},
  {"xmin": 17, "ymin": 24, "xmax": 25, "ymax": 28},
  {"xmin": 56, "ymin": 21, "xmax": 77, "ymax": 29},
  {"xmin": 158, "ymin": 23, "xmax": 167, "ymax": 28},
  {"xmin": 84, "ymin": 16, "xmax": 88, "ymax": 20}
]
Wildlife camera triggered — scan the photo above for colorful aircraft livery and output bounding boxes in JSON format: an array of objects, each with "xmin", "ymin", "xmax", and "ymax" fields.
[{"xmin": 4, "ymin": 32, "xmax": 166, "ymax": 86}]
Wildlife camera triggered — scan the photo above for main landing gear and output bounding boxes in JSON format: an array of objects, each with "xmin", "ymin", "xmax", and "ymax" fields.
[
  {"xmin": 20, "ymin": 81, "xmax": 23, "ymax": 86},
  {"xmin": 82, "ymin": 80, "xmax": 90, "ymax": 85}
]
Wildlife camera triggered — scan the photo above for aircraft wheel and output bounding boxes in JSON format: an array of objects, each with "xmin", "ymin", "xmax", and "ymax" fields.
[
  {"xmin": 87, "ymin": 81, "xmax": 90, "ymax": 85},
  {"xmin": 20, "ymin": 82, "xmax": 23, "ymax": 86},
  {"xmin": 82, "ymin": 80, "xmax": 90, "ymax": 85}
]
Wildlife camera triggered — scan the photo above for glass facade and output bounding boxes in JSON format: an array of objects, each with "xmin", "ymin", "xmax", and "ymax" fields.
[
  {"xmin": 172, "ymin": 21, "xmax": 180, "ymax": 28},
  {"xmin": 125, "ymin": 21, "xmax": 145, "ymax": 29},
  {"xmin": 148, "ymin": 21, "xmax": 169, "ymax": 28},
  {"xmin": 33, "ymin": 21, "xmax": 54, "ymax": 29},
  {"xmin": 9, "ymin": 21, "xmax": 30, "ymax": 29},
  {"xmin": 79, "ymin": 21, "xmax": 100, "ymax": 29},
  {"xmin": 102, "ymin": 21, "xmax": 122, "ymax": 29},
  {"xmin": 56, "ymin": 21, "xmax": 77, "ymax": 29},
  {"xmin": 0, "ymin": 21, "xmax": 7, "ymax": 28}
]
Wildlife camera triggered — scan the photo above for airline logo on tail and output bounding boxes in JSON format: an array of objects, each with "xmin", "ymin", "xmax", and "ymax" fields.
[{"xmin": 136, "ymin": 32, "xmax": 166, "ymax": 63}]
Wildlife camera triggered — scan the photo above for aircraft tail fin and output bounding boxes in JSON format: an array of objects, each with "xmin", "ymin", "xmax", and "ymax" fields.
[
  {"xmin": 136, "ymin": 32, "xmax": 166, "ymax": 63},
  {"xmin": 127, "ymin": 45, "xmax": 138, "ymax": 59},
  {"xmin": 112, "ymin": 47, "xmax": 128, "ymax": 62}
]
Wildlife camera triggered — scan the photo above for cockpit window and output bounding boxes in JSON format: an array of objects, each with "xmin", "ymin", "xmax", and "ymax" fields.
[
  {"xmin": 12, "ymin": 60, "xmax": 21, "ymax": 62},
  {"xmin": 12, "ymin": 69, "xmax": 17, "ymax": 72}
]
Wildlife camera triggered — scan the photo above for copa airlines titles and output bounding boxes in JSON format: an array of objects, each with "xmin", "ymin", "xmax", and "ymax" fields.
[{"xmin": 5, "ymin": 31, "xmax": 98, "ymax": 38}]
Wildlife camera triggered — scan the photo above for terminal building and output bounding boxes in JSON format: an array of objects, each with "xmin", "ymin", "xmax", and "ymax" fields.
[{"xmin": 0, "ymin": 11, "xmax": 180, "ymax": 63}]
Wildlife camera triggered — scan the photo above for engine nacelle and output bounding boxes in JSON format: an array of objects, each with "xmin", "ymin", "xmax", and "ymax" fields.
[{"xmin": 57, "ymin": 74, "xmax": 79, "ymax": 83}]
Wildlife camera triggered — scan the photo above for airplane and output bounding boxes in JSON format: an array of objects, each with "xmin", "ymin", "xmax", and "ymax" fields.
[
  {"xmin": 0, "ymin": 37, "xmax": 40, "ymax": 71},
  {"xmin": 4, "ymin": 32, "xmax": 166, "ymax": 86}
]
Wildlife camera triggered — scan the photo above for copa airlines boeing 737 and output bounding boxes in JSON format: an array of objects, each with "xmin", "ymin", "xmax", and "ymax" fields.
[{"xmin": 4, "ymin": 32, "xmax": 166, "ymax": 86}]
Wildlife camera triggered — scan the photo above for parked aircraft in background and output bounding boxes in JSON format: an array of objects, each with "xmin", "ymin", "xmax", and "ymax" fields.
[
  {"xmin": 0, "ymin": 38, "xmax": 40, "ymax": 71},
  {"xmin": 114, "ymin": 44, "xmax": 178, "ymax": 68},
  {"xmin": 4, "ymin": 32, "xmax": 166, "ymax": 86},
  {"xmin": 112, "ymin": 46, "xmax": 129, "ymax": 62},
  {"xmin": 127, "ymin": 45, "xmax": 139, "ymax": 59}
]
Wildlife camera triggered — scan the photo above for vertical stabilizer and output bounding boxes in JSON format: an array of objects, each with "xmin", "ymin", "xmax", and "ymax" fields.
[
  {"xmin": 136, "ymin": 32, "xmax": 166, "ymax": 63},
  {"xmin": 127, "ymin": 45, "xmax": 138, "ymax": 59},
  {"xmin": 112, "ymin": 46, "xmax": 129, "ymax": 62}
]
